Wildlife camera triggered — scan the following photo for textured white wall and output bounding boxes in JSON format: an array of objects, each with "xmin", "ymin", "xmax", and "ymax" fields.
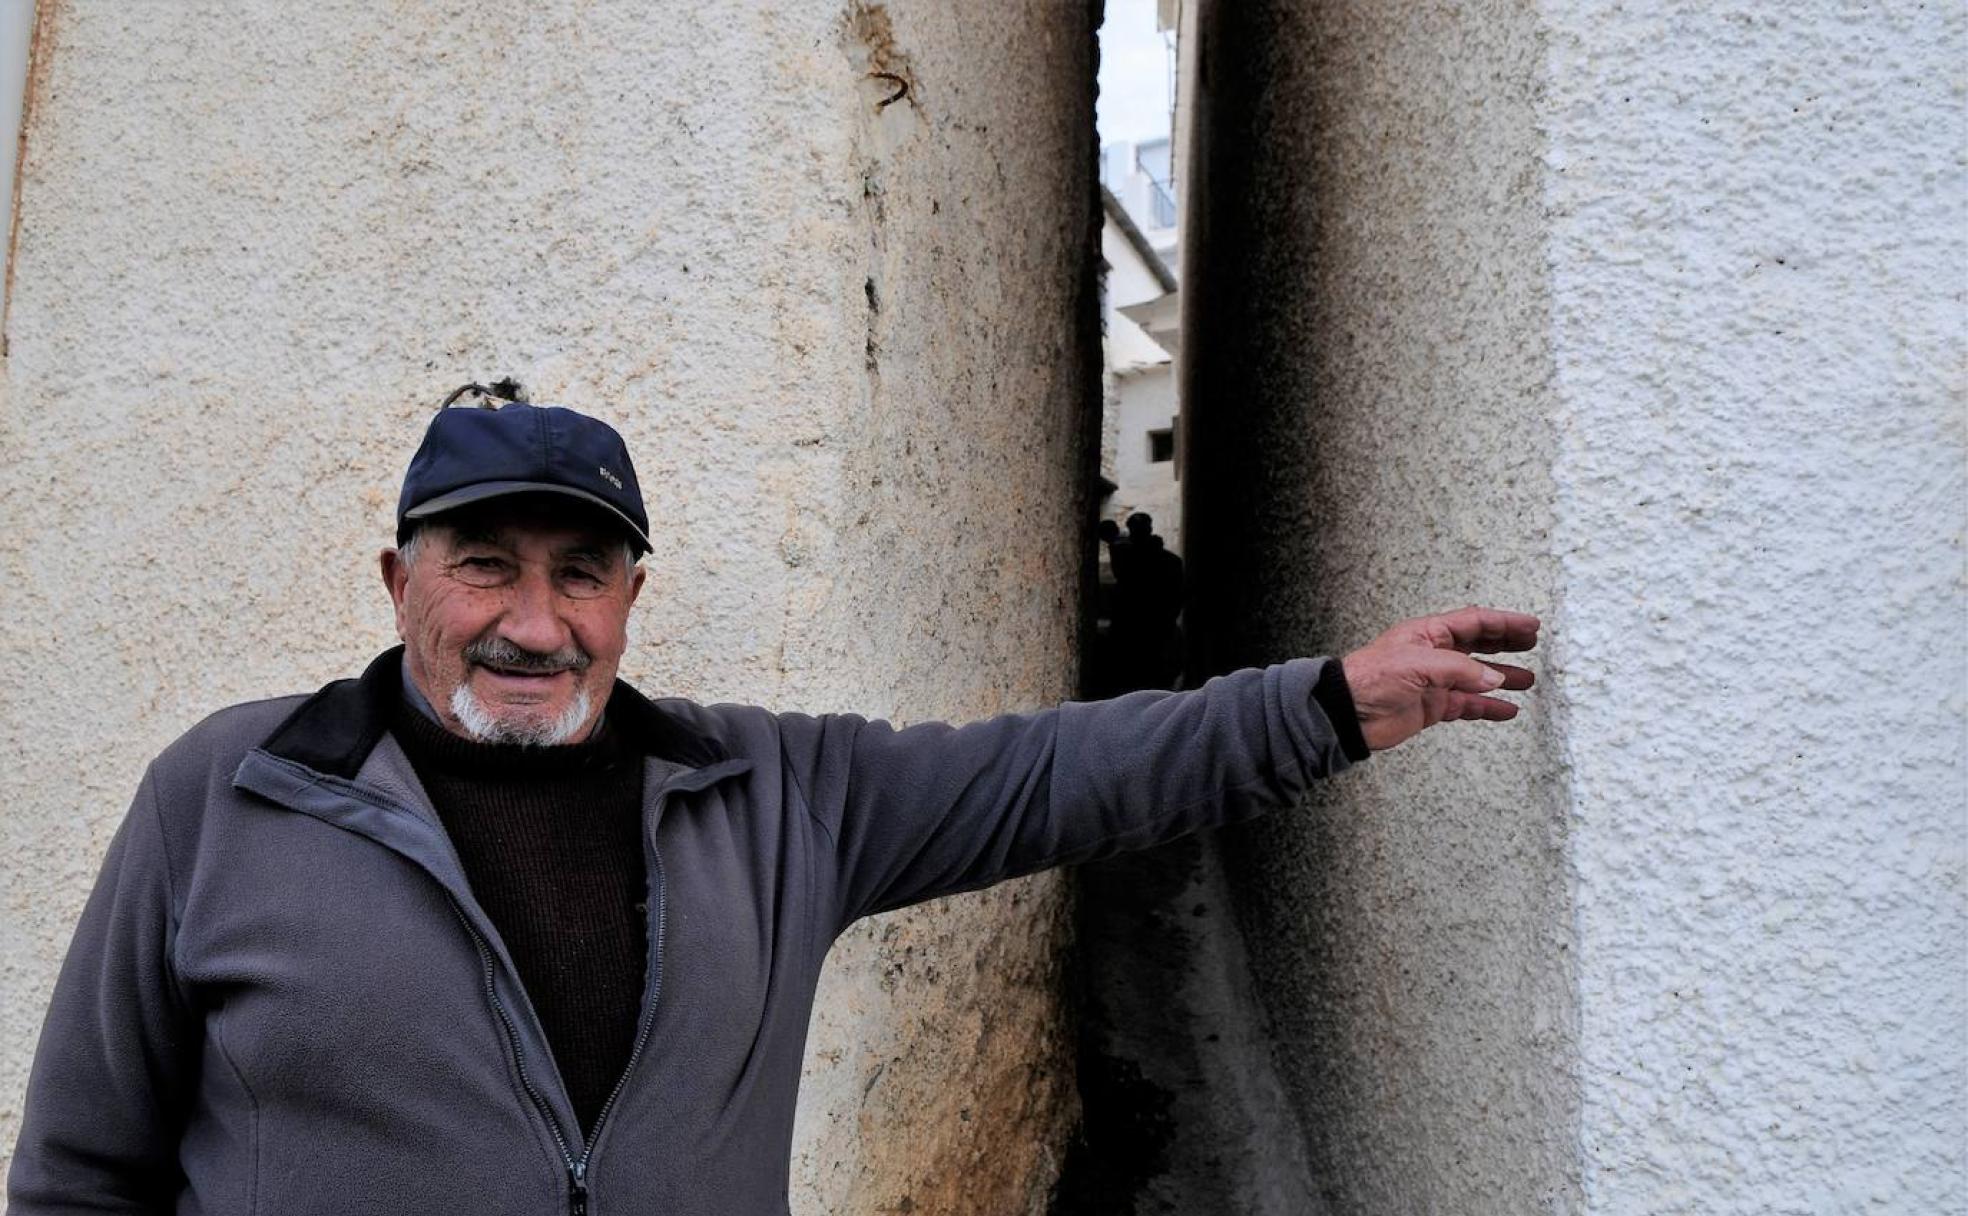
[
  {"xmin": 1183, "ymin": 0, "xmax": 1965, "ymax": 1211},
  {"xmin": 1542, "ymin": 3, "xmax": 1966, "ymax": 1210},
  {"xmin": 0, "ymin": 2, "xmax": 1097, "ymax": 1210}
]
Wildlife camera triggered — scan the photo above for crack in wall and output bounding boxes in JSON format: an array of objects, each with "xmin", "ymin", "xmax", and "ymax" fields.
[{"xmin": 3, "ymin": 0, "xmax": 59, "ymax": 358}]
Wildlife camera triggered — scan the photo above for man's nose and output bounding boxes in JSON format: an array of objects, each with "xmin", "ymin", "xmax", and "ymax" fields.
[{"xmin": 497, "ymin": 567, "xmax": 573, "ymax": 655}]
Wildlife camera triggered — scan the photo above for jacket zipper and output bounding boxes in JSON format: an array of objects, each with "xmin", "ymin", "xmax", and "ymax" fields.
[
  {"xmin": 448, "ymin": 803, "xmax": 675, "ymax": 1216},
  {"xmin": 243, "ymin": 749, "xmax": 728, "ymax": 1216},
  {"xmin": 447, "ymin": 899, "xmax": 583, "ymax": 1205},
  {"xmin": 569, "ymin": 821, "xmax": 672, "ymax": 1210}
]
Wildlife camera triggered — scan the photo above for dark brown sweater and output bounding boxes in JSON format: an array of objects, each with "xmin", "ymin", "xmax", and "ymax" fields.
[{"xmin": 391, "ymin": 701, "xmax": 647, "ymax": 1136}]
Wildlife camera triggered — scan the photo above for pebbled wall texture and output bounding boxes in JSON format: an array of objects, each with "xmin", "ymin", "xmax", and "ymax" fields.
[
  {"xmin": 0, "ymin": 2, "xmax": 1099, "ymax": 1211},
  {"xmin": 1182, "ymin": 0, "xmax": 1965, "ymax": 1212},
  {"xmin": 1544, "ymin": 4, "xmax": 1964, "ymax": 1210}
]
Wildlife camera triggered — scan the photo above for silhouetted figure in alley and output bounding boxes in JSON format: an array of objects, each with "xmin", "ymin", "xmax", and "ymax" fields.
[{"xmin": 1097, "ymin": 513, "xmax": 1184, "ymax": 694}]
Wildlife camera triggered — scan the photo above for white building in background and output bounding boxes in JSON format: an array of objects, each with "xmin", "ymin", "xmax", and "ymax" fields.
[
  {"xmin": 1096, "ymin": 1, "xmax": 1187, "ymax": 559},
  {"xmin": 1100, "ymin": 136, "xmax": 1179, "ymax": 271},
  {"xmin": 1097, "ymin": 184, "xmax": 1182, "ymax": 553}
]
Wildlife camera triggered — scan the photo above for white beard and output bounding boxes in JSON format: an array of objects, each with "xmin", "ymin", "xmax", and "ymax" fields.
[{"xmin": 450, "ymin": 682, "xmax": 594, "ymax": 747}]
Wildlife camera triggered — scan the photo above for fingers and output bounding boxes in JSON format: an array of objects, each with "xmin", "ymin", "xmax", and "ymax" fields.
[
  {"xmin": 1478, "ymin": 659, "xmax": 1536, "ymax": 691},
  {"xmin": 1446, "ymin": 693, "xmax": 1520, "ymax": 722},
  {"xmin": 1346, "ymin": 633, "xmax": 1537, "ymax": 750},
  {"xmin": 1416, "ymin": 652, "xmax": 1529, "ymax": 724},
  {"xmin": 1415, "ymin": 648, "xmax": 1511, "ymax": 695},
  {"xmin": 1425, "ymin": 605, "xmax": 1542, "ymax": 654}
]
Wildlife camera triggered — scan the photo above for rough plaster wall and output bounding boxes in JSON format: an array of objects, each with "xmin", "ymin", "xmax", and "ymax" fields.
[
  {"xmin": 0, "ymin": 2, "xmax": 1096, "ymax": 1210},
  {"xmin": 1541, "ymin": 4, "xmax": 1967, "ymax": 1210},
  {"xmin": 1181, "ymin": 1, "xmax": 1579, "ymax": 1212},
  {"xmin": 1184, "ymin": 0, "xmax": 1967, "ymax": 1211},
  {"xmin": 790, "ymin": 6, "xmax": 1097, "ymax": 1209}
]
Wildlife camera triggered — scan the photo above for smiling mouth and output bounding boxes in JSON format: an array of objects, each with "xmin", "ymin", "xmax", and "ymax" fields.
[
  {"xmin": 474, "ymin": 664, "xmax": 572, "ymax": 680},
  {"xmin": 461, "ymin": 638, "xmax": 592, "ymax": 689}
]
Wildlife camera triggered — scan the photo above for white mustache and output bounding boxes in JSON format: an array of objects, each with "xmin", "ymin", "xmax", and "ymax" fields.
[{"xmin": 462, "ymin": 637, "xmax": 591, "ymax": 674}]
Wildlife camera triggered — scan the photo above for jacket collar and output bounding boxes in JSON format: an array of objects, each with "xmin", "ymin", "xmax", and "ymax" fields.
[{"xmin": 258, "ymin": 645, "xmax": 735, "ymax": 780}]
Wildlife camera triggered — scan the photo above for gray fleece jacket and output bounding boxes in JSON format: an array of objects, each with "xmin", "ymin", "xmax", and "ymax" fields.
[{"xmin": 7, "ymin": 646, "xmax": 1363, "ymax": 1215}]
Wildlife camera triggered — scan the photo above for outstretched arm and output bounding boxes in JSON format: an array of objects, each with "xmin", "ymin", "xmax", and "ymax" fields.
[
  {"xmin": 801, "ymin": 656, "xmax": 1358, "ymax": 930},
  {"xmin": 795, "ymin": 604, "xmax": 1539, "ymax": 931}
]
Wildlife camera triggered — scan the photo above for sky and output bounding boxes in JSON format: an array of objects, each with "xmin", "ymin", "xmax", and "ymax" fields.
[{"xmin": 1096, "ymin": 0, "xmax": 1174, "ymax": 148}]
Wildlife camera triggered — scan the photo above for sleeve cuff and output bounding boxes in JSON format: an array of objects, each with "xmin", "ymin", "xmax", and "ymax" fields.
[{"xmin": 1312, "ymin": 658, "xmax": 1371, "ymax": 764}]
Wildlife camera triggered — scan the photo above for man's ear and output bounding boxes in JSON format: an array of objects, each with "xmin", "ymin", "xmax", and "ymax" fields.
[
  {"xmin": 380, "ymin": 548, "xmax": 411, "ymax": 640},
  {"xmin": 627, "ymin": 564, "xmax": 647, "ymax": 608}
]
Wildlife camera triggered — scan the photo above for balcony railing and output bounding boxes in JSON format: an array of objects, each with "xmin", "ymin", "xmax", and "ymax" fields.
[{"xmin": 1146, "ymin": 174, "xmax": 1178, "ymax": 229}]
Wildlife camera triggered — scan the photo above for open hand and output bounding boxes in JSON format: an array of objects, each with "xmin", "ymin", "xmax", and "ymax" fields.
[{"xmin": 1339, "ymin": 606, "xmax": 1540, "ymax": 752}]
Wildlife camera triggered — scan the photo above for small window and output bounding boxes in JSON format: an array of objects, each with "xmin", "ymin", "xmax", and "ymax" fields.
[{"xmin": 1147, "ymin": 427, "xmax": 1175, "ymax": 463}]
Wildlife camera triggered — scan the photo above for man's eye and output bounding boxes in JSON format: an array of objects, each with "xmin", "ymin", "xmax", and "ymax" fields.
[{"xmin": 454, "ymin": 557, "xmax": 509, "ymax": 580}]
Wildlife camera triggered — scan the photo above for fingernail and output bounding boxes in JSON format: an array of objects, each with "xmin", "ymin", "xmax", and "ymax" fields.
[{"xmin": 1483, "ymin": 669, "xmax": 1505, "ymax": 689}]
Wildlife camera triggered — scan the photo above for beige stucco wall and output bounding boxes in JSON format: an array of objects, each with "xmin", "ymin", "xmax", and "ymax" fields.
[{"xmin": 0, "ymin": 2, "xmax": 1098, "ymax": 1210}]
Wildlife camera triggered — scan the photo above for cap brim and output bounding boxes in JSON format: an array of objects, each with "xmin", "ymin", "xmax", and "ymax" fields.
[{"xmin": 403, "ymin": 480, "xmax": 652, "ymax": 554}]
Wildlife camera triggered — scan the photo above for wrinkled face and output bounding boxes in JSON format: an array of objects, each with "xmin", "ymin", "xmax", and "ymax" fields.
[{"xmin": 381, "ymin": 495, "xmax": 645, "ymax": 746}]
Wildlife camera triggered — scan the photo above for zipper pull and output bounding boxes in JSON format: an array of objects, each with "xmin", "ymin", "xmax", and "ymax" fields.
[{"xmin": 569, "ymin": 1165, "xmax": 590, "ymax": 1216}]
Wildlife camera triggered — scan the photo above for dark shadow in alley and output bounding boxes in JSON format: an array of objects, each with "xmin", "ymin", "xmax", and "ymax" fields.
[{"xmin": 1087, "ymin": 513, "xmax": 1185, "ymax": 699}]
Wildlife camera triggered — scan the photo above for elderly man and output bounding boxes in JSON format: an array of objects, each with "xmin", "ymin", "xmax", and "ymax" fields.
[{"xmin": 8, "ymin": 390, "xmax": 1538, "ymax": 1215}]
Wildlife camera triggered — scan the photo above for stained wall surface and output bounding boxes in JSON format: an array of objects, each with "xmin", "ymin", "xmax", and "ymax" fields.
[
  {"xmin": 1181, "ymin": 2, "xmax": 1579, "ymax": 1211},
  {"xmin": 1183, "ymin": 0, "xmax": 1965, "ymax": 1212},
  {"xmin": 0, "ymin": 2, "xmax": 1098, "ymax": 1211}
]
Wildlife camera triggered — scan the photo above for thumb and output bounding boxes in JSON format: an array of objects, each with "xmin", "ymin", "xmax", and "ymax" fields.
[{"xmin": 1413, "ymin": 648, "xmax": 1507, "ymax": 694}]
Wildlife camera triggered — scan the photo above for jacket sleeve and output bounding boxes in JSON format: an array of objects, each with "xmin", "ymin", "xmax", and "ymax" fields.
[
  {"xmin": 7, "ymin": 765, "xmax": 197, "ymax": 1214},
  {"xmin": 796, "ymin": 656, "xmax": 1364, "ymax": 931}
]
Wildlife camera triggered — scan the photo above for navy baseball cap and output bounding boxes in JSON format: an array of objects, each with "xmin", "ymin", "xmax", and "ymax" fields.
[{"xmin": 396, "ymin": 389, "xmax": 652, "ymax": 555}]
